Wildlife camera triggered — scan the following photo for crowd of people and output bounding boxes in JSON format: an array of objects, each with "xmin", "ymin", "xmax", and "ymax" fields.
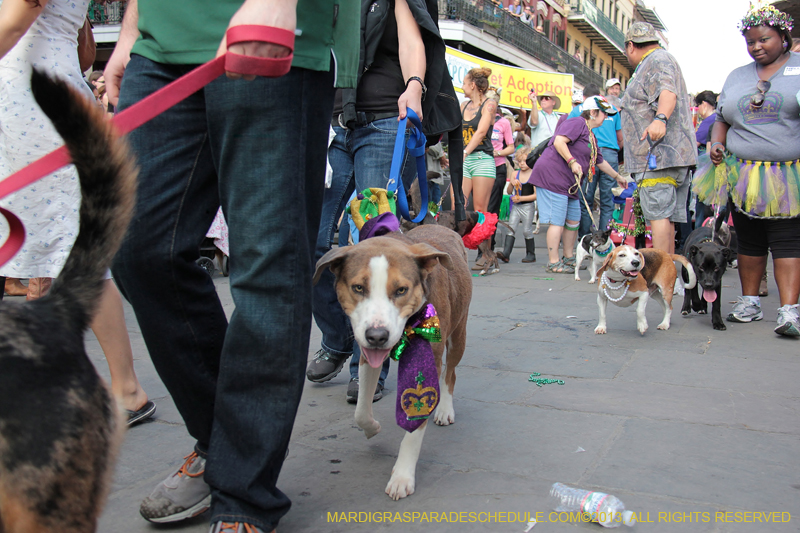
[{"xmin": 0, "ymin": 1, "xmax": 797, "ymax": 532}]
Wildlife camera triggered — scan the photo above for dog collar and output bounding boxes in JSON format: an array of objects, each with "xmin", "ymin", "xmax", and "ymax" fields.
[
  {"xmin": 595, "ymin": 244, "xmax": 613, "ymax": 257},
  {"xmin": 601, "ymin": 272, "xmax": 631, "ymax": 302}
]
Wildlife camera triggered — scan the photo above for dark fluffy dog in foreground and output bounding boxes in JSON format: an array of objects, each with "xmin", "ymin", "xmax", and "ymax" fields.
[{"xmin": 0, "ymin": 70, "xmax": 136, "ymax": 532}]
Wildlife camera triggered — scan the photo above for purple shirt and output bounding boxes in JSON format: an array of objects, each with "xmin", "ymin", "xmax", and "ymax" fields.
[
  {"xmin": 529, "ymin": 117, "xmax": 604, "ymax": 199},
  {"xmin": 695, "ymin": 114, "xmax": 715, "ymax": 148}
]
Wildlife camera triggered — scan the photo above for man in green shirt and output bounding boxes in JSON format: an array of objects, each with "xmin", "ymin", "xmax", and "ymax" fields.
[{"xmin": 105, "ymin": 2, "xmax": 358, "ymax": 532}]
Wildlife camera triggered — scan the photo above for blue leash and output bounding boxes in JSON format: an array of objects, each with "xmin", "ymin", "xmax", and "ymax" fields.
[{"xmin": 388, "ymin": 109, "xmax": 429, "ymax": 223}]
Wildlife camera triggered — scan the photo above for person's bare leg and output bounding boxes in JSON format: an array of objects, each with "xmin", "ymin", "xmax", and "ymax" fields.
[
  {"xmin": 471, "ymin": 175, "xmax": 494, "ymax": 212},
  {"xmin": 461, "ymin": 177, "xmax": 473, "ymax": 210},
  {"xmin": 773, "ymin": 257, "xmax": 800, "ymax": 306},
  {"xmin": 562, "ymin": 219, "xmax": 579, "ymax": 259},
  {"xmin": 738, "ymin": 254, "xmax": 768, "ymax": 296},
  {"xmin": 546, "ymin": 224, "xmax": 564, "ymax": 264},
  {"xmin": 650, "ymin": 218, "xmax": 674, "ymax": 253},
  {"xmin": 91, "ymin": 279, "xmax": 149, "ymax": 412},
  {"xmin": 4, "ymin": 277, "xmax": 29, "ymax": 296}
]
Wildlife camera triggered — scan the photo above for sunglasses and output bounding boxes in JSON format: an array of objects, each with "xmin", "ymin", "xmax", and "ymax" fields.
[
  {"xmin": 750, "ymin": 80, "xmax": 771, "ymax": 109},
  {"xmin": 540, "ymin": 96, "xmax": 552, "ymax": 101}
]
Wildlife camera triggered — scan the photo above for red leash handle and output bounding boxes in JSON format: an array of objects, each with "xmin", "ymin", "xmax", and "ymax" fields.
[
  {"xmin": 0, "ymin": 25, "xmax": 295, "ymax": 268},
  {"xmin": 225, "ymin": 25, "xmax": 294, "ymax": 78}
]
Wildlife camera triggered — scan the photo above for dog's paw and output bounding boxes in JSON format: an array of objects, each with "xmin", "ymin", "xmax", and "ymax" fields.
[
  {"xmin": 698, "ymin": 309, "xmax": 707, "ymax": 315},
  {"xmin": 386, "ymin": 472, "xmax": 415, "ymax": 500},
  {"xmin": 681, "ymin": 310, "xmax": 690, "ymax": 316},
  {"xmin": 357, "ymin": 418, "xmax": 381, "ymax": 439},
  {"xmin": 713, "ymin": 322, "xmax": 727, "ymax": 331},
  {"xmin": 588, "ymin": 278, "xmax": 596, "ymax": 284},
  {"xmin": 434, "ymin": 405, "xmax": 455, "ymax": 426},
  {"xmin": 637, "ymin": 322, "xmax": 648, "ymax": 335},
  {"xmin": 657, "ymin": 323, "xmax": 670, "ymax": 330},
  {"xmin": 594, "ymin": 325, "xmax": 607, "ymax": 334}
]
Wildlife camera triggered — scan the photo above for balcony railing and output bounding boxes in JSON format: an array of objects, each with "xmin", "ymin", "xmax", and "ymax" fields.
[
  {"xmin": 439, "ymin": 0, "xmax": 604, "ymax": 89},
  {"xmin": 89, "ymin": 0, "xmax": 126, "ymax": 26},
  {"xmin": 568, "ymin": 0, "xmax": 625, "ymax": 51}
]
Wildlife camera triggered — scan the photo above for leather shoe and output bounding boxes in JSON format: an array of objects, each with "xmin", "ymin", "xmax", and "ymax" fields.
[
  {"xmin": 346, "ymin": 377, "xmax": 384, "ymax": 404},
  {"xmin": 306, "ymin": 348, "xmax": 347, "ymax": 383}
]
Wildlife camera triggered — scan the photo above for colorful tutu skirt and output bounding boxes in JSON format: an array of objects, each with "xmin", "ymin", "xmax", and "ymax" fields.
[{"xmin": 693, "ymin": 153, "xmax": 800, "ymax": 218}]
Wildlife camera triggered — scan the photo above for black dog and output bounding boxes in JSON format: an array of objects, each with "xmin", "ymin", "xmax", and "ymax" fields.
[
  {"xmin": 680, "ymin": 214, "xmax": 732, "ymax": 330},
  {"xmin": 0, "ymin": 70, "xmax": 136, "ymax": 532}
]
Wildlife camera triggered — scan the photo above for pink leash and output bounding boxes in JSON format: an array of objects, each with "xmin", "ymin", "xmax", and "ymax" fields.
[{"xmin": 0, "ymin": 25, "xmax": 294, "ymax": 267}]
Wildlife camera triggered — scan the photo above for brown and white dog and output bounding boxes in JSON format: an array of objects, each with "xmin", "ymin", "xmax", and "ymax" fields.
[
  {"xmin": 594, "ymin": 245, "xmax": 696, "ymax": 335},
  {"xmin": 314, "ymin": 224, "xmax": 472, "ymax": 500},
  {"xmin": 0, "ymin": 71, "xmax": 135, "ymax": 532}
]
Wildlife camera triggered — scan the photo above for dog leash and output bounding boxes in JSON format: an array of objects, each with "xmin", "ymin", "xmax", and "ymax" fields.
[
  {"xmin": 387, "ymin": 109, "xmax": 429, "ymax": 223},
  {"xmin": 0, "ymin": 25, "xmax": 294, "ymax": 268}
]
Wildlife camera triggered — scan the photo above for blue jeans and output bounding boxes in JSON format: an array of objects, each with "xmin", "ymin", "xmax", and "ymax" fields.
[
  {"xmin": 112, "ymin": 55, "xmax": 335, "ymax": 531},
  {"xmin": 312, "ymin": 119, "xmax": 417, "ymax": 385},
  {"xmin": 579, "ymin": 147, "xmax": 618, "ymax": 236}
]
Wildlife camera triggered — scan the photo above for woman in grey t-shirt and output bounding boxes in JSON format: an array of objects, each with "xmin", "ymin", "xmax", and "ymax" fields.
[{"xmin": 693, "ymin": 3, "xmax": 800, "ymax": 337}]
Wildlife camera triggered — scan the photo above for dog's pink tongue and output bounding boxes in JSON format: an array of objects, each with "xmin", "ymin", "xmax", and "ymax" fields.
[
  {"xmin": 702, "ymin": 289, "xmax": 718, "ymax": 303},
  {"xmin": 361, "ymin": 347, "xmax": 390, "ymax": 368}
]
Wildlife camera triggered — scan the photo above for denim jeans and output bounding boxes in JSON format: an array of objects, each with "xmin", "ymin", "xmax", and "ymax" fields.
[
  {"xmin": 579, "ymin": 147, "xmax": 618, "ymax": 236},
  {"xmin": 312, "ymin": 118, "xmax": 417, "ymax": 385},
  {"xmin": 112, "ymin": 55, "xmax": 335, "ymax": 531}
]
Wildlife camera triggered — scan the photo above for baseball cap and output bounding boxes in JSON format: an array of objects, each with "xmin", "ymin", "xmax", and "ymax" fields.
[
  {"xmin": 582, "ymin": 95, "xmax": 617, "ymax": 115},
  {"xmin": 605, "ymin": 78, "xmax": 621, "ymax": 89},
  {"xmin": 625, "ymin": 21, "xmax": 659, "ymax": 44},
  {"xmin": 572, "ymin": 89, "xmax": 584, "ymax": 103}
]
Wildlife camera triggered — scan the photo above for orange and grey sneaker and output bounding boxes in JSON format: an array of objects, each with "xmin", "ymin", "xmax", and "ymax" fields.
[
  {"xmin": 140, "ymin": 451, "xmax": 211, "ymax": 523},
  {"xmin": 210, "ymin": 522, "xmax": 273, "ymax": 533}
]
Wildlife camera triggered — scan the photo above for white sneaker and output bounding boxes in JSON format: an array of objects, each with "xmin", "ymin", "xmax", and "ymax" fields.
[
  {"xmin": 727, "ymin": 297, "xmax": 763, "ymax": 323},
  {"xmin": 775, "ymin": 304, "xmax": 800, "ymax": 337}
]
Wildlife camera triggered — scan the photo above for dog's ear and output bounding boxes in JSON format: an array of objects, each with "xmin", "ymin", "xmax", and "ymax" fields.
[
  {"xmin": 408, "ymin": 242, "xmax": 454, "ymax": 273},
  {"xmin": 313, "ymin": 246, "xmax": 352, "ymax": 284},
  {"xmin": 602, "ymin": 227, "xmax": 613, "ymax": 238},
  {"xmin": 598, "ymin": 249, "xmax": 616, "ymax": 275},
  {"xmin": 722, "ymin": 247, "xmax": 732, "ymax": 261},
  {"xmin": 688, "ymin": 245, "xmax": 699, "ymax": 258}
]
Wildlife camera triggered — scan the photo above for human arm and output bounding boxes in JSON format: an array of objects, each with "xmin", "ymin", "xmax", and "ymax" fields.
[
  {"xmin": 395, "ymin": 0, "xmax": 425, "ymax": 120},
  {"xmin": 463, "ymin": 99, "xmax": 497, "ymax": 156},
  {"xmin": 708, "ymin": 120, "xmax": 730, "ymax": 165},
  {"xmin": 528, "ymin": 88, "xmax": 539, "ymax": 128},
  {"xmin": 494, "ymin": 122, "xmax": 515, "ymax": 157},
  {"xmin": 215, "ymin": 0, "xmax": 297, "ymax": 81},
  {"xmin": 552, "ymin": 134, "xmax": 581, "ymax": 178},
  {"xmin": 105, "ymin": 0, "xmax": 138, "ymax": 106},
  {"xmin": 597, "ymin": 160, "xmax": 627, "ymax": 188},
  {"xmin": 640, "ymin": 89, "xmax": 676, "ymax": 142},
  {"xmin": 0, "ymin": 0, "xmax": 46, "ymax": 61}
]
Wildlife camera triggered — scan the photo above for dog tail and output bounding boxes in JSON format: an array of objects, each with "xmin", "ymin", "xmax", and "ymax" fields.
[
  {"xmin": 29, "ymin": 69, "xmax": 137, "ymax": 327},
  {"xmin": 672, "ymin": 254, "xmax": 696, "ymax": 289}
]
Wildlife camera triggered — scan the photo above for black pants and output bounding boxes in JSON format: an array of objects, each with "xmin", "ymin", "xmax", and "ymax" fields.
[{"xmin": 488, "ymin": 163, "xmax": 507, "ymax": 248}]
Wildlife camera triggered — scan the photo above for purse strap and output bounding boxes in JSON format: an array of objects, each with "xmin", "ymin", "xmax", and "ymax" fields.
[{"xmin": 389, "ymin": 109, "xmax": 428, "ymax": 223}]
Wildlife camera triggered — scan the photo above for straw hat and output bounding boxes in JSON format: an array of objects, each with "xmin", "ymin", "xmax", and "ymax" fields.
[{"xmin": 536, "ymin": 90, "xmax": 562, "ymax": 109}]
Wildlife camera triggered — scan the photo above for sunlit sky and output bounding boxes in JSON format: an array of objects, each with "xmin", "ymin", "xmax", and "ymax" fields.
[{"xmin": 647, "ymin": 0, "xmax": 758, "ymax": 94}]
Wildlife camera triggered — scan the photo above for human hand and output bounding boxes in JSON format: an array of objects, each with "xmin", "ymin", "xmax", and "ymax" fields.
[
  {"xmin": 105, "ymin": 42, "xmax": 132, "ymax": 106},
  {"xmin": 215, "ymin": 0, "xmax": 297, "ymax": 81},
  {"xmin": 569, "ymin": 160, "xmax": 582, "ymax": 178},
  {"xmin": 441, "ymin": 156, "xmax": 449, "ymax": 168},
  {"xmin": 397, "ymin": 82, "xmax": 423, "ymax": 121},
  {"xmin": 710, "ymin": 142, "xmax": 725, "ymax": 165},
  {"xmin": 512, "ymin": 194, "xmax": 521, "ymax": 203},
  {"xmin": 641, "ymin": 120, "xmax": 666, "ymax": 143},
  {"xmin": 614, "ymin": 174, "xmax": 628, "ymax": 188},
  {"xmin": 528, "ymin": 87, "xmax": 537, "ymax": 103}
]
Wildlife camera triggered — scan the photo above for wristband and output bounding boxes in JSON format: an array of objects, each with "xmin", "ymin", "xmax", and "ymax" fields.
[
  {"xmin": 566, "ymin": 157, "xmax": 576, "ymax": 166},
  {"xmin": 406, "ymin": 76, "xmax": 427, "ymax": 100},
  {"xmin": 710, "ymin": 142, "xmax": 724, "ymax": 151}
]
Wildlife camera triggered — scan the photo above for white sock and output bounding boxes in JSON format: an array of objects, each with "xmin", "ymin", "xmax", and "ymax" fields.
[{"xmin": 743, "ymin": 295, "xmax": 760, "ymax": 306}]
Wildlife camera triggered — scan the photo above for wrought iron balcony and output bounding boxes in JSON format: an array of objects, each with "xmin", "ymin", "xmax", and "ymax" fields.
[
  {"xmin": 567, "ymin": 0, "xmax": 626, "ymax": 61},
  {"xmin": 439, "ymin": 0, "xmax": 604, "ymax": 89},
  {"xmin": 89, "ymin": 0, "xmax": 126, "ymax": 26}
]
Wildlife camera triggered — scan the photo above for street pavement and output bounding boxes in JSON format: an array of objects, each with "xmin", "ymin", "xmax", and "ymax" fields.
[{"xmin": 81, "ymin": 239, "xmax": 798, "ymax": 532}]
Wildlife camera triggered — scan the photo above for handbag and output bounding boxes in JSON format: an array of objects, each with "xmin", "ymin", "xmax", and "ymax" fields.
[{"xmin": 77, "ymin": 16, "xmax": 96, "ymax": 72}]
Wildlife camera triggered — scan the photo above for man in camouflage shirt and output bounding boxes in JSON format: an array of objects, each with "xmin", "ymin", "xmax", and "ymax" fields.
[{"xmin": 621, "ymin": 22, "xmax": 697, "ymax": 253}]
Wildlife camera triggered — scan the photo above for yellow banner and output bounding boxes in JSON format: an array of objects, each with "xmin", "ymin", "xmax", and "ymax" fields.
[{"xmin": 446, "ymin": 46, "xmax": 574, "ymax": 113}]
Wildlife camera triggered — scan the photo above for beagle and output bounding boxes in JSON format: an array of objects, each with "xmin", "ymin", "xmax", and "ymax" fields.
[{"xmin": 594, "ymin": 245, "xmax": 696, "ymax": 335}]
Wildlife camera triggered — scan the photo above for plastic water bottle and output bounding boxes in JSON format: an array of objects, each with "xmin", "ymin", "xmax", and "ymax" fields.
[{"xmin": 549, "ymin": 482, "xmax": 636, "ymax": 528}]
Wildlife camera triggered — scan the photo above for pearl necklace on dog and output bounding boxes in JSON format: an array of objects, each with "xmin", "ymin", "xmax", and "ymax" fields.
[{"xmin": 601, "ymin": 272, "xmax": 631, "ymax": 302}]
